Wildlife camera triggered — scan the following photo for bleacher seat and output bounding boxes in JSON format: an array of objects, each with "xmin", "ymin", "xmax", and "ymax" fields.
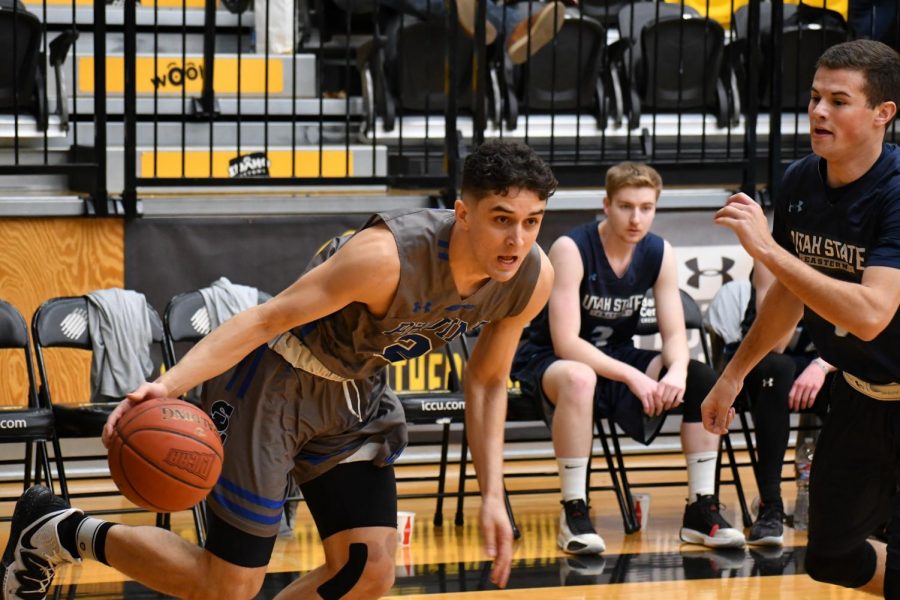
[
  {"xmin": 502, "ymin": 11, "xmax": 608, "ymax": 130},
  {"xmin": 731, "ymin": 2, "xmax": 849, "ymax": 110},
  {"xmin": 358, "ymin": 13, "xmax": 499, "ymax": 133},
  {"xmin": 610, "ymin": 3, "xmax": 737, "ymax": 129}
]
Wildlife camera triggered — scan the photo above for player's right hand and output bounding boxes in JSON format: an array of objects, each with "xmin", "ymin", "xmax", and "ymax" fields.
[
  {"xmin": 479, "ymin": 495, "xmax": 514, "ymax": 588},
  {"xmin": 626, "ymin": 369, "xmax": 662, "ymax": 416},
  {"xmin": 701, "ymin": 377, "xmax": 739, "ymax": 435},
  {"xmin": 101, "ymin": 381, "xmax": 169, "ymax": 448}
]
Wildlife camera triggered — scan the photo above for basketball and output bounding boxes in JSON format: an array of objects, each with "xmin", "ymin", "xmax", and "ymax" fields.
[{"xmin": 107, "ymin": 398, "xmax": 223, "ymax": 513}]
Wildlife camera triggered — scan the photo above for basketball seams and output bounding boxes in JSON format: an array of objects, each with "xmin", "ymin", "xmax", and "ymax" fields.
[
  {"xmin": 108, "ymin": 397, "xmax": 223, "ymax": 512},
  {"xmin": 109, "ymin": 435, "xmax": 163, "ymax": 513},
  {"xmin": 117, "ymin": 426, "xmax": 224, "ymax": 461},
  {"xmin": 116, "ymin": 398, "xmax": 175, "ymax": 431},
  {"xmin": 121, "ymin": 440, "xmax": 214, "ymax": 492}
]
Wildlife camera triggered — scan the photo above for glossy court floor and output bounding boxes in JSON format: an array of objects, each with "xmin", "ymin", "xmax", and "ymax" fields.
[{"xmin": 1, "ymin": 457, "xmax": 871, "ymax": 599}]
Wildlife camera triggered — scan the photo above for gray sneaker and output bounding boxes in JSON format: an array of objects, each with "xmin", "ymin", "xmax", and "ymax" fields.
[
  {"xmin": 1, "ymin": 486, "xmax": 82, "ymax": 600},
  {"xmin": 747, "ymin": 500, "xmax": 784, "ymax": 547}
]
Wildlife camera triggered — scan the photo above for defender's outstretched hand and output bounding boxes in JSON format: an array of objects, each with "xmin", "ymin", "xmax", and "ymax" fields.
[{"xmin": 101, "ymin": 381, "xmax": 170, "ymax": 448}]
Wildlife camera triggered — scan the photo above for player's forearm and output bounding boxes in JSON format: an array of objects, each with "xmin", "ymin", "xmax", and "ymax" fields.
[
  {"xmin": 157, "ymin": 307, "xmax": 275, "ymax": 397},
  {"xmin": 659, "ymin": 331, "xmax": 689, "ymax": 375},
  {"xmin": 759, "ymin": 244, "xmax": 891, "ymax": 340},
  {"xmin": 722, "ymin": 282, "xmax": 803, "ymax": 384},
  {"xmin": 554, "ymin": 336, "xmax": 633, "ymax": 382},
  {"xmin": 464, "ymin": 378, "xmax": 508, "ymax": 501}
]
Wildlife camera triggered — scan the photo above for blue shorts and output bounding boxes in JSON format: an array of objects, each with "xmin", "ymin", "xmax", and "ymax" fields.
[{"xmin": 512, "ymin": 341, "xmax": 668, "ymax": 445}]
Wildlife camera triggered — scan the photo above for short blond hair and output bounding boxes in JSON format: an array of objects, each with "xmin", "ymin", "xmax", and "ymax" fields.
[{"xmin": 605, "ymin": 162, "xmax": 662, "ymax": 201}]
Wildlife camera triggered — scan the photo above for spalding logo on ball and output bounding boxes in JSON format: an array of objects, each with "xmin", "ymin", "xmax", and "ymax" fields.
[{"xmin": 107, "ymin": 398, "xmax": 224, "ymax": 513}]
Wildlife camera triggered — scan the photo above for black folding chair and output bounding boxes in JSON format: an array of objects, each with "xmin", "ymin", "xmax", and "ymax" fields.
[
  {"xmin": 594, "ymin": 288, "xmax": 753, "ymax": 533},
  {"xmin": 31, "ymin": 293, "xmax": 171, "ymax": 526},
  {"xmin": 162, "ymin": 286, "xmax": 272, "ymax": 543},
  {"xmin": 0, "ymin": 299, "xmax": 65, "ymax": 518}
]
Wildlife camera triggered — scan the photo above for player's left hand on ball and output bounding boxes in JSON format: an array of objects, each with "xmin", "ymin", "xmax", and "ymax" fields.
[
  {"xmin": 102, "ymin": 381, "xmax": 170, "ymax": 448},
  {"xmin": 480, "ymin": 495, "xmax": 514, "ymax": 588}
]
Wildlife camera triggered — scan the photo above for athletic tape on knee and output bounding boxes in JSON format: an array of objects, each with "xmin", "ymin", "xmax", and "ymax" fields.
[{"xmin": 317, "ymin": 543, "xmax": 368, "ymax": 600}]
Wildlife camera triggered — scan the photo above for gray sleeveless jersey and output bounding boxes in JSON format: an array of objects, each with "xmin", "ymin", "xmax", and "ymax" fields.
[{"xmin": 285, "ymin": 208, "xmax": 542, "ymax": 381}]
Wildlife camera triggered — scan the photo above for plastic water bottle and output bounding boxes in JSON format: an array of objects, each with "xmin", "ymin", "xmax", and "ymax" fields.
[{"xmin": 794, "ymin": 437, "xmax": 815, "ymax": 531}]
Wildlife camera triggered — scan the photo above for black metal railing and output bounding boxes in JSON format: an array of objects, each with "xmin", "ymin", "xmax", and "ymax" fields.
[{"xmin": 5, "ymin": 0, "xmax": 900, "ymax": 212}]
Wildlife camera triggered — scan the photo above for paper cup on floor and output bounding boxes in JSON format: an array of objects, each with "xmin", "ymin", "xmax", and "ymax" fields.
[
  {"xmin": 397, "ymin": 511, "xmax": 415, "ymax": 546},
  {"xmin": 633, "ymin": 493, "xmax": 651, "ymax": 531}
]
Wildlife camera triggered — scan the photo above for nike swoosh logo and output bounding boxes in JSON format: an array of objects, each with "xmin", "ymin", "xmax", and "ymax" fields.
[
  {"xmin": 21, "ymin": 509, "xmax": 71, "ymax": 552},
  {"xmin": 564, "ymin": 465, "xmax": 582, "ymax": 469},
  {"xmin": 696, "ymin": 458, "xmax": 716, "ymax": 463}
]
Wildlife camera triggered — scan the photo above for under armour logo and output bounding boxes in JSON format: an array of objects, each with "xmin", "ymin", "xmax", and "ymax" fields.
[
  {"xmin": 788, "ymin": 201, "xmax": 804, "ymax": 213},
  {"xmin": 762, "ymin": 378, "xmax": 774, "ymax": 388},
  {"xmin": 190, "ymin": 307, "xmax": 211, "ymax": 336},
  {"xmin": 589, "ymin": 273, "xmax": 598, "ymax": 282},
  {"xmin": 685, "ymin": 257, "xmax": 734, "ymax": 289},
  {"xmin": 412, "ymin": 301, "xmax": 432, "ymax": 313},
  {"xmin": 60, "ymin": 308, "xmax": 88, "ymax": 341}
]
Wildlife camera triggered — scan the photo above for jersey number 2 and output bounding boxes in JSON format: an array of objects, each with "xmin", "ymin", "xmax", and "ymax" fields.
[{"xmin": 383, "ymin": 334, "xmax": 433, "ymax": 362}]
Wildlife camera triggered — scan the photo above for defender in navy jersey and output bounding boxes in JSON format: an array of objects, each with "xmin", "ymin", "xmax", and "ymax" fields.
[
  {"xmin": 513, "ymin": 162, "xmax": 745, "ymax": 555},
  {"xmin": 703, "ymin": 41, "xmax": 900, "ymax": 598},
  {"xmin": 0, "ymin": 140, "xmax": 556, "ymax": 600}
]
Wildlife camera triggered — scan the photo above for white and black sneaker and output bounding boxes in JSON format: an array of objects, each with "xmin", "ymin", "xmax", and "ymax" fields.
[
  {"xmin": 1, "ymin": 486, "xmax": 83, "ymax": 600},
  {"xmin": 558, "ymin": 499, "xmax": 605, "ymax": 555},
  {"xmin": 680, "ymin": 494, "xmax": 746, "ymax": 549}
]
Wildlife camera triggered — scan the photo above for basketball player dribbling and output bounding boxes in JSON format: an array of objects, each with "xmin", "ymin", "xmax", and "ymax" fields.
[{"xmin": 0, "ymin": 139, "xmax": 556, "ymax": 600}]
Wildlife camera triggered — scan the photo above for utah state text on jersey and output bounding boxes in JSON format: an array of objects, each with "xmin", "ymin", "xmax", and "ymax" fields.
[
  {"xmin": 582, "ymin": 292, "xmax": 645, "ymax": 320},
  {"xmin": 790, "ymin": 230, "xmax": 867, "ymax": 274}
]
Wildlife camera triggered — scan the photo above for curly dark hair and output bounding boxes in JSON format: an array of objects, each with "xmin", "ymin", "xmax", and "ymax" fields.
[
  {"xmin": 817, "ymin": 40, "xmax": 900, "ymax": 109},
  {"xmin": 460, "ymin": 139, "xmax": 558, "ymax": 202}
]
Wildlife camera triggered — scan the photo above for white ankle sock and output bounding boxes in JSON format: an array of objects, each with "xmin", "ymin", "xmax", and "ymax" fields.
[
  {"xmin": 685, "ymin": 451, "xmax": 718, "ymax": 499},
  {"xmin": 558, "ymin": 457, "xmax": 589, "ymax": 502}
]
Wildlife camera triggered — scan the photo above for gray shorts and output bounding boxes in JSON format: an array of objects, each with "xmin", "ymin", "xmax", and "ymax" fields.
[{"xmin": 201, "ymin": 345, "xmax": 408, "ymax": 538}]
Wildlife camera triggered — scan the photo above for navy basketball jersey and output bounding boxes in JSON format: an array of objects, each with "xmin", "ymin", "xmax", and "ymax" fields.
[
  {"xmin": 285, "ymin": 208, "xmax": 543, "ymax": 380},
  {"xmin": 525, "ymin": 222, "xmax": 664, "ymax": 350},
  {"xmin": 774, "ymin": 145, "xmax": 900, "ymax": 383}
]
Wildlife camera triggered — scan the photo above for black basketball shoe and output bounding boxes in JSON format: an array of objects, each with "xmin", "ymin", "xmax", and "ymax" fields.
[
  {"xmin": 748, "ymin": 500, "xmax": 785, "ymax": 547},
  {"xmin": 557, "ymin": 499, "xmax": 605, "ymax": 555},
  {"xmin": 680, "ymin": 494, "xmax": 746, "ymax": 548},
  {"xmin": 1, "ymin": 486, "xmax": 83, "ymax": 600}
]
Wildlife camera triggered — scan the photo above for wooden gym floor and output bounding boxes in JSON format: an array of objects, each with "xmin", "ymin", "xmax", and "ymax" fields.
[{"xmin": 0, "ymin": 454, "xmax": 871, "ymax": 599}]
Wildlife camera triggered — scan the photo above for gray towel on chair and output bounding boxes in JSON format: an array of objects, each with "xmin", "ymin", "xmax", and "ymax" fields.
[
  {"xmin": 198, "ymin": 277, "xmax": 259, "ymax": 330},
  {"xmin": 704, "ymin": 280, "xmax": 752, "ymax": 345},
  {"xmin": 86, "ymin": 288, "xmax": 155, "ymax": 403}
]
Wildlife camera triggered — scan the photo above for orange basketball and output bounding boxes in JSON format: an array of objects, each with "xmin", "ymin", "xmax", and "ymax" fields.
[{"xmin": 108, "ymin": 398, "xmax": 223, "ymax": 513}]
